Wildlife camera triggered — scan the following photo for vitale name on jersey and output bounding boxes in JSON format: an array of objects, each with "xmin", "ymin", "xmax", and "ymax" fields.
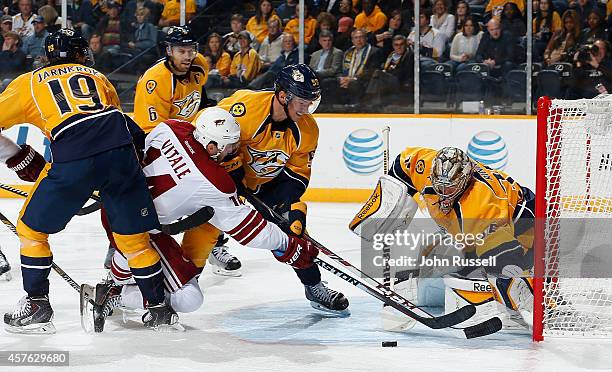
[{"xmin": 161, "ymin": 139, "xmax": 191, "ymax": 179}]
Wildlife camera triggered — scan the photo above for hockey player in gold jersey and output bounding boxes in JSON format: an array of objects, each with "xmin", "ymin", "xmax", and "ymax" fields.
[
  {"xmin": 351, "ymin": 147, "xmax": 535, "ymax": 326},
  {"xmin": 0, "ymin": 29, "xmax": 178, "ymax": 333},
  {"xmin": 101, "ymin": 26, "xmax": 221, "ymax": 273},
  {"xmin": 206, "ymin": 64, "xmax": 349, "ymax": 314},
  {"xmin": 133, "ymin": 26, "xmax": 213, "ymax": 133}
]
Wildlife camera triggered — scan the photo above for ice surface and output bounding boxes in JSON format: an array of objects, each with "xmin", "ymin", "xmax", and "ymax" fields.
[{"xmin": 0, "ymin": 199, "xmax": 611, "ymax": 371}]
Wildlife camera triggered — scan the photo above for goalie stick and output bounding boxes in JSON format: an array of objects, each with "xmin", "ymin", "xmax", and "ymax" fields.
[
  {"xmin": 0, "ymin": 183, "xmax": 101, "ymax": 216},
  {"xmin": 244, "ymin": 192, "xmax": 502, "ymax": 338},
  {"xmin": 381, "ymin": 126, "xmax": 392, "ymax": 290}
]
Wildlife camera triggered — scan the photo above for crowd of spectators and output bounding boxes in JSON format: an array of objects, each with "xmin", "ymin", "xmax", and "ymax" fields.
[{"xmin": 1, "ymin": 0, "xmax": 612, "ymax": 112}]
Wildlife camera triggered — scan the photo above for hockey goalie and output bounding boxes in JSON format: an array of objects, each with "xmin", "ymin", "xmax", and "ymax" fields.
[{"xmin": 350, "ymin": 146, "xmax": 536, "ymax": 332}]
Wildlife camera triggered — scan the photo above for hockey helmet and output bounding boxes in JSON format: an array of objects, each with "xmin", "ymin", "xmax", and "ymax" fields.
[
  {"xmin": 430, "ymin": 147, "xmax": 475, "ymax": 214},
  {"xmin": 45, "ymin": 28, "xmax": 93, "ymax": 67},
  {"xmin": 165, "ymin": 25, "xmax": 198, "ymax": 48},
  {"xmin": 193, "ymin": 107, "xmax": 241, "ymax": 161},
  {"xmin": 274, "ymin": 64, "xmax": 321, "ymax": 114}
]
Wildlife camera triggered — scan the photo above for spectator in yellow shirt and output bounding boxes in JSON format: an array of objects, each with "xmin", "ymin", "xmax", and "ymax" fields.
[
  {"xmin": 284, "ymin": 3, "xmax": 317, "ymax": 45},
  {"xmin": 204, "ymin": 33, "xmax": 232, "ymax": 88},
  {"xmin": 159, "ymin": 0, "xmax": 196, "ymax": 30},
  {"xmin": 354, "ymin": 0, "xmax": 387, "ymax": 34},
  {"xmin": 224, "ymin": 31, "xmax": 261, "ymax": 88},
  {"xmin": 246, "ymin": 0, "xmax": 282, "ymax": 44}
]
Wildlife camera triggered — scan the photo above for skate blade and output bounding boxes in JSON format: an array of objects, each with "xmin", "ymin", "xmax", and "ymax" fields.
[
  {"xmin": 80, "ymin": 284, "xmax": 96, "ymax": 334},
  {"xmin": 211, "ymin": 266, "xmax": 242, "ymax": 277},
  {"xmin": 5, "ymin": 322, "xmax": 56, "ymax": 334},
  {"xmin": 309, "ymin": 301, "xmax": 351, "ymax": 317},
  {"xmin": 0, "ymin": 271, "xmax": 11, "ymax": 281},
  {"xmin": 120, "ymin": 307, "xmax": 139, "ymax": 324},
  {"xmin": 152, "ymin": 322, "xmax": 185, "ymax": 333}
]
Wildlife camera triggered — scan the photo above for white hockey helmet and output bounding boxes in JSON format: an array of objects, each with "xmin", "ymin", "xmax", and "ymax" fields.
[{"xmin": 193, "ymin": 107, "xmax": 241, "ymax": 161}]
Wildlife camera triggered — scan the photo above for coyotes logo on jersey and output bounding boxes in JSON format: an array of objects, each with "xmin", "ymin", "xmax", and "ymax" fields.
[
  {"xmin": 246, "ymin": 146, "xmax": 289, "ymax": 178},
  {"xmin": 173, "ymin": 90, "xmax": 201, "ymax": 118}
]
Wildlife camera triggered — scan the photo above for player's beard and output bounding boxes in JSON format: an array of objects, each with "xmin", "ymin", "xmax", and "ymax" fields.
[{"xmin": 170, "ymin": 57, "xmax": 193, "ymax": 75}]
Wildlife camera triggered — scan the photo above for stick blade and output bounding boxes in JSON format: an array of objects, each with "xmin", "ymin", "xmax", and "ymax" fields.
[
  {"xmin": 463, "ymin": 317, "xmax": 503, "ymax": 339},
  {"xmin": 420, "ymin": 304, "xmax": 477, "ymax": 329}
]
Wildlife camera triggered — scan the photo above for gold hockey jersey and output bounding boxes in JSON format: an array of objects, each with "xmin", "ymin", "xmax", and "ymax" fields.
[
  {"xmin": 214, "ymin": 89, "xmax": 318, "ymax": 192},
  {"xmin": 390, "ymin": 147, "xmax": 533, "ymax": 256},
  {"xmin": 133, "ymin": 54, "xmax": 209, "ymax": 133},
  {"xmin": 0, "ymin": 63, "xmax": 133, "ymax": 162}
]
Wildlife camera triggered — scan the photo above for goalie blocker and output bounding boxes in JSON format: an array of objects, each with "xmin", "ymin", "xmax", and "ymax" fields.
[{"xmin": 348, "ymin": 175, "xmax": 419, "ymax": 242}]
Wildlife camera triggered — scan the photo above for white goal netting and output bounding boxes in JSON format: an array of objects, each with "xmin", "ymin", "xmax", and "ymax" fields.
[{"xmin": 540, "ymin": 96, "xmax": 612, "ymax": 338}]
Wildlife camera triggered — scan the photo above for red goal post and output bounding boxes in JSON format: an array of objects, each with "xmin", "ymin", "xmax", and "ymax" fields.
[{"xmin": 534, "ymin": 96, "xmax": 612, "ymax": 341}]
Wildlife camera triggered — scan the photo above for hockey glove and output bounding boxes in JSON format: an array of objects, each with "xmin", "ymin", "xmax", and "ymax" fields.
[
  {"xmin": 284, "ymin": 201, "xmax": 307, "ymax": 236},
  {"xmin": 273, "ymin": 235, "xmax": 318, "ymax": 269},
  {"xmin": 6, "ymin": 144, "xmax": 46, "ymax": 182},
  {"xmin": 221, "ymin": 154, "xmax": 246, "ymax": 194}
]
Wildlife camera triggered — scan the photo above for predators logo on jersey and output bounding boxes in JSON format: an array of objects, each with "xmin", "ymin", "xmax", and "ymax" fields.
[
  {"xmin": 146, "ymin": 80, "xmax": 157, "ymax": 94},
  {"xmin": 246, "ymin": 147, "xmax": 290, "ymax": 178},
  {"xmin": 214, "ymin": 89, "xmax": 319, "ymax": 191},
  {"xmin": 133, "ymin": 54, "xmax": 209, "ymax": 133},
  {"xmin": 174, "ymin": 90, "xmax": 201, "ymax": 118}
]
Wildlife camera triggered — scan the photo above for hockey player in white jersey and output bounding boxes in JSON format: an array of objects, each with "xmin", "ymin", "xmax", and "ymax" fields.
[{"xmin": 91, "ymin": 107, "xmax": 324, "ymax": 330}]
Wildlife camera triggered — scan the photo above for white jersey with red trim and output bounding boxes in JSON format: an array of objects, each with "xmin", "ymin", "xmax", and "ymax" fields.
[{"xmin": 142, "ymin": 119, "xmax": 289, "ymax": 250}]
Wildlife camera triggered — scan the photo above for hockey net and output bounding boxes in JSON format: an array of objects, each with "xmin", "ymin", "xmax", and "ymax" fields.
[{"xmin": 534, "ymin": 96, "xmax": 612, "ymax": 341}]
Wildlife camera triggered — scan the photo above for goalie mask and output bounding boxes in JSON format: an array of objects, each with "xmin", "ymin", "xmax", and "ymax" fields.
[
  {"xmin": 430, "ymin": 147, "xmax": 474, "ymax": 214},
  {"xmin": 193, "ymin": 107, "xmax": 241, "ymax": 162}
]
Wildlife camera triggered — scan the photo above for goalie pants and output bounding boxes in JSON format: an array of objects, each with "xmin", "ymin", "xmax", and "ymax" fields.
[{"xmin": 17, "ymin": 145, "xmax": 164, "ymax": 304}]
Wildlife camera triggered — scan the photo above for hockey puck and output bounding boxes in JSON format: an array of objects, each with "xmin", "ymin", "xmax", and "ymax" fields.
[{"xmin": 382, "ymin": 341, "xmax": 397, "ymax": 347}]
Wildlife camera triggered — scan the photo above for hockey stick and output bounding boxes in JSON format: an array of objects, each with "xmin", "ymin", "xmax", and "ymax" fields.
[
  {"xmin": 381, "ymin": 126, "xmax": 392, "ymax": 290},
  {"xmin": 0, "ymin": 210, "xmax": 85, "ymax": 293},
  {"xmin": 245, "ymin": 192, "xmax": 502, "ymax": 337},
  {"xmin": 0, "ymin": 210, "xmax": 100, "ymax": 332},
  {"xmin": 0, "ymin": 183, "xmax": 101, "ymax": 216},
  {"xmin": 159, "ymin": 206, "xmax": 215, "ymax": 235}
]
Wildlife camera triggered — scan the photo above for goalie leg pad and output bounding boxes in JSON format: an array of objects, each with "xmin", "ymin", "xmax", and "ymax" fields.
[
  {"xmin": 349, "ymin": 175, "xmax": 418, "ymax": 241},
  {"xmin": 444, "ymin": 274, "xmax": 529, "ymax": 331},
  {"xmin": 486, "ymin": 266, "xmax": 534, "ymax": 329},
  {"xmin": 381, "ymin": 271, "xmax": 419, "ymax": 332}
]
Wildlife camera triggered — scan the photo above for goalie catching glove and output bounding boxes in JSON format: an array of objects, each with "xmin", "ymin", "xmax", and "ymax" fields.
[
  {"xmin": 273, "ymin": 234, "xmax": 318, "ymax": 269},
  {"xmin": 6, "ymin": 144, "xmax": 46, "ymax": 182}
]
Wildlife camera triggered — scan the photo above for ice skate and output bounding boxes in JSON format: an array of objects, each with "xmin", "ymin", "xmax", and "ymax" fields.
[
  {"xmin": 208, "ymin": 245, "xmax": 242, "ymax": 277},
  {"xmin": 305, "ymin": 281, "xmax": 350, "ymax": 316},
  {"xmin": 142, "ymin": 303, "xmax": 184, "ymax": 332},
  {"xmin": 4, "ymin": 295, "xmax": 55, "ymax": 334}
]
